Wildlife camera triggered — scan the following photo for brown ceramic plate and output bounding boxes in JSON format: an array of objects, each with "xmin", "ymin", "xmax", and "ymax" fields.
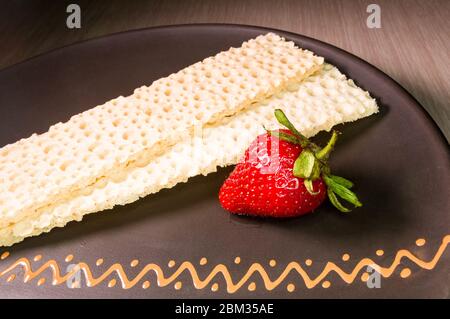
[{"xmin": 0, "ymin": 24, "xmax": 449, "ymax": 298}]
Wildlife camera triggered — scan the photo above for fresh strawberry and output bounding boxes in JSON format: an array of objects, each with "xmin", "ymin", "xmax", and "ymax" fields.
[
  {"xmin": 219, "ymin": 109, "xmax": 362, "ymax": 217},
  {"xmin": 219, "ymin": 129, "xmax": 327, "ymax": 217}
]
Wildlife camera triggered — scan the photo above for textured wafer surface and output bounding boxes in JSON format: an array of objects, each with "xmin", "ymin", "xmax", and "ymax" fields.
[
  {"xmin": 0, "ymin": 64, "xmax": 378, "ymax": 246},
  {"xmin": 0, "ymin": 33, "xmax": 323, "ymax": 229}
]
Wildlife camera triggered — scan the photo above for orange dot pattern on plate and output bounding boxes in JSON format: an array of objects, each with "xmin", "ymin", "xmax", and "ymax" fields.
[
  {"xmin": 400, "ymin": 268, "xmax": 411, "ymax": 278},
  {"xmin": 0, "ymin": 235, "xmax": 446, "ymax": 293},
  {"xmin": 130, "ymin": 259, "xmax": 139, "ymax": 267},
  {"xmin": 200, "ymin": 257, "xmax": 207, "ymax": 265},
  {"xmin": 361, "ymin": 273, "xmax": 370, "ymax": 282},
  {"xmin": 142, "ymin": 281, "xmax": 150, "ymax": 289},
  {"xmin": 416, "ymin": 238, "xmax": 426, "ymax": 247},
  {"xmin": 342, "ymin": 254, "xmax": 350, "ymax": 261},
  {"xmin": 33, "ymin": 255, "xmax": 42, "ymax": 262},
  {"xmin": 37, "ymin": 278, "xmax": 46, "ymax": 286},
  {"xmin": 174, "ymin": 281, "xmax": 182, "ymax": 290},
  {"xmin": 96, "ymin": 258, "xmax": 104, "ymax": 266},
  {"xmin": 211, "ymin": 283, "xmax": 219, "ymax": 292},
  {"xmin": 6, "ymin": 274, "xmax": 16, "ymax": 282},
  {"xmin": 0, "ymin": 251, "xmax": 10, "ymax": 260},
  {"xmin": 234, "ymin": 257, "xmax": 241, "ymax": 264},
  {"xmin": 65, "ymin": 254, "xmax": 74, "ymax": 263},
  {"xmin": 168, "ymin": 260, "xmax": 176, "ymax": 268},
  {"xmin": 305, "ymin": 259, "xmax": 312, "ymax": 266},
  {"xmin": 376, "ymin": 250, "xmax": 384, "ymax": 256},
  {"xmin": 269, "ymin": 259, "xmax": 276, "ymax": 267},
  {"xmin": 287, "ymin": 283, "xmax": 295, "ymax": 292},
  {"xmin": 108, "ymin": 279, "xmax": 117, "ymax": 288}
]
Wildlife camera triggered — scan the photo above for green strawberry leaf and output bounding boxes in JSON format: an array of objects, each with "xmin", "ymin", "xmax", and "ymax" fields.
[
  {"xmin": 304, "ymin": 179, "xmax": 320, "ymax": 195},
  {"xmin": 274, "ymin": 109, "xmax": 309, "ymax": 147},
  {"xmin": 310, "ymin": 160, "xmax": 321, "ymax": 180},
  {"xmin": 324, "ymin": 175, "xmax": 362, "ymax": 207},
  {"xmin": 327, "ymin": 189, "xmax": 351, "ymax": 213},
  {"xmin": 265, "ymin": 129, "xmax": 300, "ymax": 145},
  {"xmin": 329, "ymin": 175, "xmax": 354, "ymax": 189},
  {"xmin": 293, "ymin": 150, "xmax": 315, "ymax": 179}
]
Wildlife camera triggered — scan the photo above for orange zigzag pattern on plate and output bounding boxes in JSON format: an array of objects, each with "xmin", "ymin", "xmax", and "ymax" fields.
[{"xmin": 0, "ymin": 235, "xmax": 448, "ymax": 293}]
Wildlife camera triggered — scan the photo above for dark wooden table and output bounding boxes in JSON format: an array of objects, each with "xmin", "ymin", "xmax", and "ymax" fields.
[{"xmin": 1, "ymin": 0, "xmax": 448, "ymax": 140}]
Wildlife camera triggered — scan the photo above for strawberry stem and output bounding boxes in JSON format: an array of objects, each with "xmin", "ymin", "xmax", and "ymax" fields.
[
  {"xmin": 316, "ymin": 131, "xmax": 339, "ymax": 160},
  {"xmin": 271, "ymin": 109, "xmax": 363, "ymax": 213}
]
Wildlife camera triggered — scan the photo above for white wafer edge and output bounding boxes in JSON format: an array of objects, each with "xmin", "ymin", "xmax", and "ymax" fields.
[
  {"xmin": 0, "ymin": 33, "xmax": 323, "ymax": 229},
  {"xmin": 0, "ymin": 64, "xmax": 378, "ymax": 246}
]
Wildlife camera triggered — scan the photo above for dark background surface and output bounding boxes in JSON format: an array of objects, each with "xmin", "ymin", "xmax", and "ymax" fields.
[
  {"xmin": 0, "ymin": 0, "xmax": 449, "ymax": 141},
  {"xmin": 0, "ymin": 25, "xmax": 448, "ymax": 298}
]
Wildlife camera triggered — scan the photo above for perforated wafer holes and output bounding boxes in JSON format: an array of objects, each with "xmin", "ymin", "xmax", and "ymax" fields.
[
  {"xmin": 88, "ymin": 144, "xmax": 97, "ymax": 152},
  {"xmin": 59, "ymin": 161, "xmax": 70, "ymax": 172},
  {"xmin": 195, "ymin": 113, "xmax": 204, "ymax": 121},
  {"xmin": 163, "ymin": 106, "xmax": 172, "ymax": 113},
  {"xmin": 98, "ymin": 150, "xmax": 108, "ymax": 160},
  {"xmin": 43, "ymin": 146, "xmax": 52, "ymax": 154}
]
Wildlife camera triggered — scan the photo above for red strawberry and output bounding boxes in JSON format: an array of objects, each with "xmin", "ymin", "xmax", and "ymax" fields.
[
  {"xmin": 219, "ymin": 109, "xmax": 362, "ymax": 217},
  {"xmin": 219, "ymin": 129, "xmax": 327, "ymax": 217}
]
